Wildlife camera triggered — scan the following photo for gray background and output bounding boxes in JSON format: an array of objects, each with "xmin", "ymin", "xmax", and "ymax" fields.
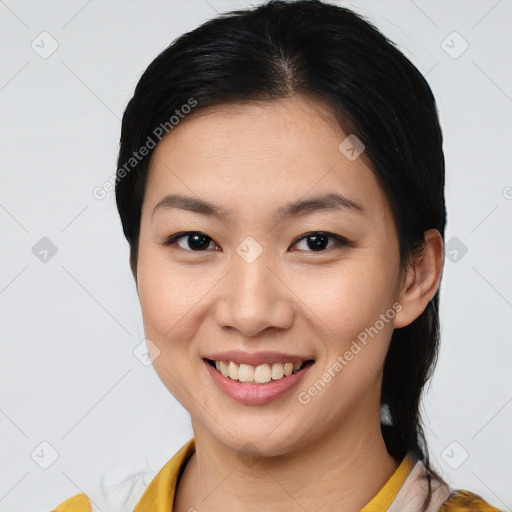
[{"xmin": 1, "ymin": 0, "xmax": 511, "ymax": 510}]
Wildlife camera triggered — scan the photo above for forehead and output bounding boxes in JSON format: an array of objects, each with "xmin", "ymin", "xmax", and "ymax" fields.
[
  {"xmin": 143, "ymin": 96, "xmax": 391, "ymax": 224},
  {"xmin": 151, "ymin": 96, "xmax": 345, "ymax": 161}
]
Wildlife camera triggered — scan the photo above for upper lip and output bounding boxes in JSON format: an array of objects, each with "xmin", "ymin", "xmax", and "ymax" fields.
[{"xmin": 203, "ymin": 351, "xmax": 314, "ymax": 366}]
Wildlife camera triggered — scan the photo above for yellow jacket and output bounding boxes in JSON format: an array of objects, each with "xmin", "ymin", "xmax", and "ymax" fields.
[{"xmin": 51, "ymin": 439, "xmax": 503, "ymax": 512}]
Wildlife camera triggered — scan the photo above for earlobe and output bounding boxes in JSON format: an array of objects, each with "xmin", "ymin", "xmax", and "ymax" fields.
[{"xmin": 394, "ymin": 229, "xmax": 444, "ymax": 329}]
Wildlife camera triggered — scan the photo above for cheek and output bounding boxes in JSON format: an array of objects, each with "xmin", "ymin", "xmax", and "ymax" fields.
[
  {"xmin": 291, "ymin": 260, "xmax": 399, "ymax": 423},
  {"xmin": 136, "ymin": 247, "xmax": 209, "ymax": 403},
  {"xmin": 137, "ymin": 272, "xmax": 180, "ymax": 340},
  {"xmin": 137, "ymin": 244, "xmax": 204, "ymax": 337},
  {"xmin": 297, "ymin": 257, "xmax": 398, "ymax": 341}
]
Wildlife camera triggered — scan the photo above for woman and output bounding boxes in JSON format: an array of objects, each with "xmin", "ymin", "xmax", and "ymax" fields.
[{"xmin": 52, "ymin": 1, "xmax": 503, "ymax": 510}]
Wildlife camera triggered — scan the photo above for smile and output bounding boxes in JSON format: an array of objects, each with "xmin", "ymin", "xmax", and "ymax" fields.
[
  {"xmin": 203, "ymin": 357, "xmax": 316, "ymax": 405},
  {"xmin": 205, "ymin": 359, "xmax": 314, "ymax": 384}
]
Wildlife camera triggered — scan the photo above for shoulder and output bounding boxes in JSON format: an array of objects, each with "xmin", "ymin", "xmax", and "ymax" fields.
[
  {"xmin": 52, "ymin": 487, "xmax": 504, "ymax": 512},
  {"xmin": 439, "ymin": 489, "xmax": 504, "ymax": 512},
  {"xmin": 49, "ymin": 439, "xmax": 195, "ymax": 512},
  {"xmin": 50, "ymin": 493, "xmax": 91, "ymax": 512},
  {"xmin": 48, "ymin": 452, "xmax": 161, "ymax": 512}
]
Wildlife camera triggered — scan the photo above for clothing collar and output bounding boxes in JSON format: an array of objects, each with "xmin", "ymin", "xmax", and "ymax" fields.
[{"xmin": 133, "ymin": 438, "xmax": 450, "ymax": 512}]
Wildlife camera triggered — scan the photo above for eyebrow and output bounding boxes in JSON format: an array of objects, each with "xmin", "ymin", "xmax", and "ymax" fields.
[{"xmin": 151, "ymin": 192, "xmax": 364, "ymax": 221}]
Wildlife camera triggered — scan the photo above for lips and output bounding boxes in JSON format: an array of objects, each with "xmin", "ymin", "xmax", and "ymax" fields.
[
  {"xmin": 201, "ymin": 350, "xmax": 316, "ymax": 404},
  {"xmin": 203, "ymin": 357, "xmax": 315, "ymax": 404}
]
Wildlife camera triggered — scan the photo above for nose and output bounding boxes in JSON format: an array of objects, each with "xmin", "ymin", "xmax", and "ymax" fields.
[{"xmin": 214, "ymin": 250, "xmax": 295, "ymax": 337}]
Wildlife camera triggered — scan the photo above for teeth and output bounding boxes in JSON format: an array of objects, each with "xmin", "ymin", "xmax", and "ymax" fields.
[
  {"xmin": 219, "ymin": 360, "xmax": 229, "ymax": 378},
  {"xmin": 238, "ymin": 363, "xmax": 254, "ymax": 382},
  {"xmin": 228, "ymin": 361, "xmax": 239, "ymax": 380},
  {"xmin": 211, "ymin": 359, "xmax": 306, "ymax": 384},
  {"xmin": 254, "ymin": 364, "xmax": 271, "ymax": 383},
  {"xmin": 271, "ymin": 363, "xmax": 284, "ymax": 380}
]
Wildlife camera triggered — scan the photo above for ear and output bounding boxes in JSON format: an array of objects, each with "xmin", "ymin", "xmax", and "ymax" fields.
[{"xmin": 394, "ymin": 229, "xmax": 444, "ymax": 329}]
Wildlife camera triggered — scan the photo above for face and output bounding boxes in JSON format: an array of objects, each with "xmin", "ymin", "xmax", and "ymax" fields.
[{"xmin": 136, "ymin": 95, "xmax": 405, "ymax": 456}]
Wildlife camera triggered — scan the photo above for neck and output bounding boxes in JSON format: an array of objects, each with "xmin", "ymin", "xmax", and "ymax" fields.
[{"xmin": 174, "ymin": 410, "xmax": 401, "ymax": 512}]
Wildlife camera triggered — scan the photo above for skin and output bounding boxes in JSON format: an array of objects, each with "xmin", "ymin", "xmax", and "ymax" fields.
[{"xmin": 135, "ymin": 95, "xmax": 444, "ymax": 512}]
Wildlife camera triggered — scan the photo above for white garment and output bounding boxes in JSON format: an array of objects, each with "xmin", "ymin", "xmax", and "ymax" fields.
[{"xmin": 388, "ymin": 454, "xmax": 452, "ymax": 512}]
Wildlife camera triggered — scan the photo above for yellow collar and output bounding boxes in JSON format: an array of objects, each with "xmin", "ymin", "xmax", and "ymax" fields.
[
  {"xmin": 360, "ymin": 451, "xmax": 415, "ymax": 511},
  {"xmin": 134, "ymin": 438, "xmax": 196, "ymax": 512},
  {"xmin": 133, "ymin": 438, "xmax": 414, "ymax": 512},
  {"xmin": 51, "ymin": 439, "xmax": 503, "ymax": 512}
]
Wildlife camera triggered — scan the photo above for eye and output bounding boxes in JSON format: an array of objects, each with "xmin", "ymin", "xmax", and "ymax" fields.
[
  {"xmin": 163, "ymin": 231, "xmax": 219, "ymax": 251},
  {"xmin": 290, "ymin": 231, "xmax": 348, "ymax": 252},
  {"xmin": 163, "ymin": 231, "xmax": 349, "ymax": 253}
]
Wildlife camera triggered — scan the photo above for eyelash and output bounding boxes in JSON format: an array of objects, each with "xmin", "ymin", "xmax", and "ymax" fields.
[{"xmin": 162, "ymin": 231, "xmax": 350, "ymax": 253}]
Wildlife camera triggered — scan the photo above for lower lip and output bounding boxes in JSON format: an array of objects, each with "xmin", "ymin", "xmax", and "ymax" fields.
[{"xmin": 204, "ymin": 360, "xmax": 313, "ymax": 405}]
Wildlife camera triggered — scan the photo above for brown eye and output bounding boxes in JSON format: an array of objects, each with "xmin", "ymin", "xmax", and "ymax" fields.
[
  {"xmin": 291, "ymin": 232, "xmax": 348, "ymax": 252},
  {"xmin": 164, "ymin": 232, "xmax": 218, "ymax": 251}
]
